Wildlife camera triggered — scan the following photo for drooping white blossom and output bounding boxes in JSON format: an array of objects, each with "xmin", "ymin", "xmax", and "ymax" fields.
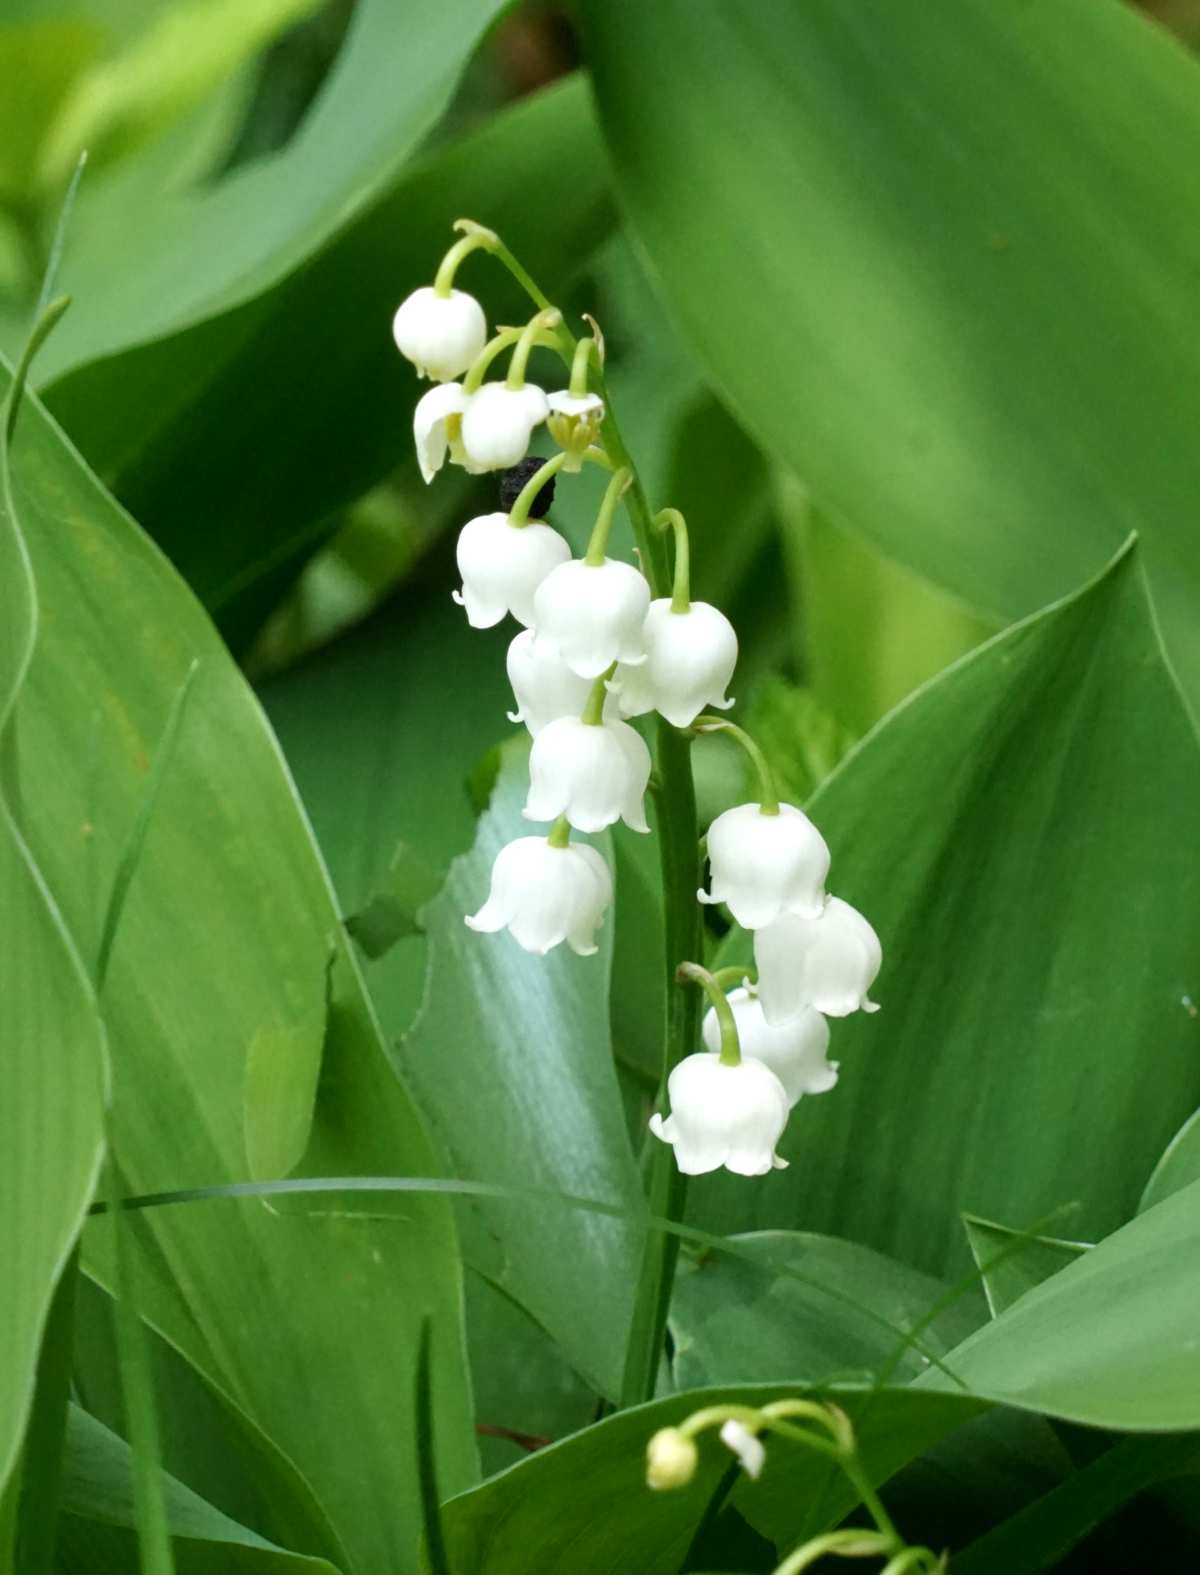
[
  {"xmin": 414, "ymin": 382, "xmax": 479, "ymax": 484},
  {"xmin": 719, "ymin": 1420, "xmax": 766, "ymax": 1480},
  {"xmin": 754, "ymin": 897, "xmax": 882, "ymax": 1025},
  {"xmin": 546, "ymin": 389, "xmax": 605, "ymax": 462},
  {"xmin": 392, "ymin": 286, "xmax": 488, "ymax": 382},
  {"xmin": 460, "ymin": 382, "xmax": 550, "ymax": 471},
  {"xmin": 532, "ymin": 557, "xmax": 651, "ymax": 679},
  {"xmin": 452, "ymin": 513, "xmax": 570, "ymax": 629},
  {"xmin": 649, "ymin": 1052, "xmax": 790, "ymax": 1176},
  {"xmin": 465, "ymin": 835, "xmax": 612, "ymax": 956},
  {"xmin": 507, "ymin": 629, "xmax": 594, "ymax": 735},
  {"xmin": 612, "ymin": 599, "xmax": 737, "ymax": 729},
  {"xmin": 702, "ymin": 986, "xmax": 837, "ymax": 1105},
  {"xmin": 524, "ymin": 716, "xmax": 651, "ymax": 833},
  {"xmin": 699, "ymin": 802, "xmax": 830, "ymax": 929}
]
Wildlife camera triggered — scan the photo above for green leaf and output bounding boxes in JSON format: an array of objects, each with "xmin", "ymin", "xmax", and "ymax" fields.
[
  {"xmin": 922, "ymin": 1179, "xmax": 1200, "ymax": 1428},
  {"xmin": 57, "ymin": 1405, "xmax": 340, "ymax": 1573},
  {"xmin": 398, "ymin": 747, "xmax": 643, "ymax": 1400},
  {"xmin": 0, "ymin": 19, "xmax": 100, "ymax": 207},
  {"xmin": 962, "ymin": 1216, "xmax": 1091, "ymax": 1319},
  {"xmin": 438, "ymin": 1383, "xmax": 988, "ymax": 1573},
  {"xmin": 1139, "ymin": 1105, "xmax": 1200, "ymax": 1213},
  {"xmin": 580, "ymin": 0, "xmax": 1200, "ymax": 711},
  {"xmin": 689, "ymin": 546, "xmax": 1200, "ymax": 1277},
  {"xmin": 342, "ymin": 840, "xmax": 445, "ymax": 961},
  {"xmin": 48, "ymin": 73, "xmax": 612, "ymax": 645},
  {"xmin": 3, "ymin": 356, "xmax": 477, "ymax": 1574},
  {"xmin": 670, "ymin": 1231, "xmax": 984, "ymax": 1390}
]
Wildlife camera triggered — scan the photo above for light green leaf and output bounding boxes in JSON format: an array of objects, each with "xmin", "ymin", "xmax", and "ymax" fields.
[
  {"xmin": 962, "ymin": 1216, "xmax": 1091, "ymax": 1319},
  {"xmin": 580, "ymin": 0, "xmax": 1200, "ymax": 712},
  {"xmin": 438, "ymin": 1383, "xmax": 987, "ymax": 1573},
  {"xmin": 57, "ymin": 1405, "xmax": 339, "ymax": 1573},
  {"xmin": 1138, "ymin": 1104, "xmax": 1200, "ymax": 1213},
  {"xmin": 398, "ymin": 746, "xmax": 643, "ymax": 1400},
  {"xmin": 670, "ymin": 1231, "xmax": 984, "ymax": 1391},
  {"xmin": 47, "ymin": 73, "xmax": 612, "ymax": 645},
  {"xmin": 4, "ymin": 356, "xmax": 477, "ymax": 1575},
  {"xmin": 0, "ymin": 20, "xmax": 100, "ymax": 206},
  {"xmin": 690, "ymin": 546, "xmax": 1200, "ymax": 1278},
  {"xmin": 923, "ymin": 1179, "xmax": 1200, "ymax": 1429}
]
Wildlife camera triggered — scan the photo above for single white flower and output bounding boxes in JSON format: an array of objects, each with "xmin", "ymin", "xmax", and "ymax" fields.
[
  {"xmin": 702, "ymin": 987, "xmax": 837, "ymax": 1106},
  {"xmin": 524, "ymin": 716, "xmax": 651, "ymax": 833},
  {"xmin": 392, "ymin": 286, "xmax": 488, "ymax": 382},
  {"xmin": 507, "ymin": 630, "xmax": 617, "ymax": 735},
  {"xmin": 532, "ymin": 557, "xmax": 651, "ymax": 679},
  {"xmin": 546, "ymin": 389, "xmax": 605, "ymax": 464},
  {"xmin": 649, "ymin": 1052, "xmax": 790, "ymax": 1176},
  {"xmin": 414, "ymin": 382, "xmax": 486, "ymax": 484},
  {"xmin": 547, "ymin": 390, "xmax": 604, "ymax": 420},
  {"xmin": 754, "ymin": 897, "xmax": 882, "ymax": 1024},
  {"xmin": 452, "ymin": 513, "xmax": 570, "ymax": 629},
  {"xmin": 699, "ymin": 802, "xmax": 830, "ymax": 929},
  {"xmin": 612, "ymin": 599, "xmax": 737, "ymax": 729},
  {"xmin": 465, "ymin": 835, "xmax": 612, "ymax": 956},
  {"xmin": 646, "ymin": 1428, "xmax": 698, "ymax": 1491},
  {"xmin": 719, "ymin": 1420, "xmax": 766, "ymax": 1480},
  {"xmin": 460, "ymin": 382, "xmax": 550, "ymax": 470}
]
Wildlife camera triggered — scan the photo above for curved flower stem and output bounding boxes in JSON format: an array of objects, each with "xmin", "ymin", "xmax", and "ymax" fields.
[
  {"xmin": 509, "ymin": 450, "xmax": 569, "ymax": 526},
  {"xmin": 711, "ymin": 963, "xmax": 756, "ymax": 992},
  {"xmin": 694, "ymin": 715, "xmax": 780, "ymax": 815},
  {"xmin": 547, "ymin": 816, "xmax": 571, "ymax": 849},
  {"xmin": 507, "ymin": 309, "xmax": 561, "ymax": 389},
  {"xmin": 569, "ymin": 337, "xmax": 599, "ymax": 397},
  {"xmin": 584, "ymin": 466, "xmax": 632, "ymax": 566},
  {"xmin": 581, "ymin": 665, "xmax": 615, "ymax": 727},
  {"xmin": 435, "ymin": 222, "xmax": 499, "ymax": 295},
  {"xmin": 676, "ymin": 962, "xmax": 740, "ymax": 1065},
  {"xmin": 474, "ymin": 230, "xmax": 702, "ymax": 1409},
  {"xmin": 771, "ymin": 1530, "xmax": 892, "ymax": 1574},
  {"xmin": 654, "ymin": 508, "xmax": 691, "ymax": 613}
]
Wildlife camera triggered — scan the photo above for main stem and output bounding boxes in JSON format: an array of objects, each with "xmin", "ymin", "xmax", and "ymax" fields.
[{"xmin": 490, "ymin": 243, "xmax": 702, "ymax": 1408}]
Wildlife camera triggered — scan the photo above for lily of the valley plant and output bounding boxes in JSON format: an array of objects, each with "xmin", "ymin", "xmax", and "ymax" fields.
[{"xmin": 393, "ymin": 221, "xmax": 883, "ymax": 1180}]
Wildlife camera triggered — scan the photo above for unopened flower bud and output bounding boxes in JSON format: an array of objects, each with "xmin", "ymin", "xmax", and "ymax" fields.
[
  {"xmin": 649, "ymin": 1053, "xmax": 789, "ymax": 1176},
  {"xmin": 646, "ymin": 1427, "xmax": 698, "ymax": 1491},
  {"xmin": 532, "ymin": 558, "xmax": 650, "ymax": 679},
  {"xmin": 719, "ymin": 1419, "xmax": 766, "ymax": 1479},
  {"xmin": 499, "ymin": 456, "xmax": 557, "ymax": 518},
  {"xmin": 702, "ymin": 987, "xmax": 836, "ymax": 1106},
  {"xmin": 525, "ymin": 716, "xmax": 651, "ymax": 833},
  {"xmin": 392, "ymin": 286, "xmax": 487, "ymax": 382},
  {"xmin": 699, "ymin": 802, "xmax": 830, "ymax": 929},
  {"xmin": 460, "ymin": 382, "xmax": 550, "ymax": 470},
  {"xmin": 613, "ymin": 599, "xmax": 737, "ymax": 729},
  {"xmin": 754, "ymin": 897, "xmax": 882, "ymax": 1024},
  {"xmin": 452, "ymin": 513, "xmax": 570, "ymax": 629},
  {"xmin": 465, "ymin": 835, "xmax": 612, "ymax": 956}
]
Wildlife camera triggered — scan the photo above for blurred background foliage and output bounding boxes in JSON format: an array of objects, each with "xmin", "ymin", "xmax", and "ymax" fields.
[{"xmin": 5, "ymin": 0, "xmax": 1200, "ymax": 1569}]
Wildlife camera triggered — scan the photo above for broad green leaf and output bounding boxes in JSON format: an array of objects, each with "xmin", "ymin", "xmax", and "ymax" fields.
[
  {"xmin": 923, "ymin": 1179, "xmax": 1200, "ymax": 1428},
  {"xmin": 580, "ymin": 0, "xmax": 1200, "ymax": 712},
  {"xmin": 0, "ymin": 361, "xmax": 106, "ymax": 1512},
  {"xmin": 689, "ymin": 546, "xmax": 1200, "ymax": 1277},
  {"xmin": 47, "ymin": 74, "xmax": 612, "ymax": 645},
  {"xmin": 962, "ymin": 1216, "xmax": 1091, "ymax": 1319},
  {"xmin": 57, "ymin": 1405, "xmax": 339, "ymax": 1573},
  {"xmin": 1138, "ymin": 1104, "xmax": 1200, "ymax": 1213},
  {"xmin": 670, "ymin": 1232, "xmax": 984, "ymax": 1392},
  {"xmin": 398, "ymin": 747, "xmax": 643, "ymax": 1400},
  {"xmin": 4, "ymin": 358, "xmax": 476, "ymax": 1575},
  {"xmin": 438, "ymin": 1383, "xmax": 987, "ymax": 1573}
]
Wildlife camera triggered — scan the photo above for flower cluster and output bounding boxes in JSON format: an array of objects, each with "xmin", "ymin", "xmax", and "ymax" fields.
[{"xmin": 392, "ymin": 222, "xmax": 881, "ymax": 1181}]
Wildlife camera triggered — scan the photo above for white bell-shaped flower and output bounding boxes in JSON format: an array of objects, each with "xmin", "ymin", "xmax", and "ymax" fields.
[
  {"xmin": 465, "ymin": 835, "xmax": 612, "ymax": 956},
  {"xmin": 507, "ymin": 630, "xmax": 619, "ymax": 736},
  {"xmin": 392, "ymin": 287, "xmax": 487, "ymax": 382},
  {"xmin": 719, "ymin": 1420, "xmax": 766, "ymax": 1480},
  {"xmin": 460, "ymin": 382, "xmax": 550, "ymax": 471},
  {"xmin": 754, "ymin": 897, "xmax": 882, "ymax": 1024},
  {"xmin": 414, "ymin": 382, "xmax": 486, "ymax": 485},
  {"xmin": 532, "ymin": 558, "xmax": 651, "ymax": 679},
  {"xmin": 546, "ymin": 389, "xmax": 605, "ymax": 462},
  {"xmin": 452, "ymin": 513, "xmax": 570, "ymax": 629},
  {"xmin": 649, "ymin": 1052, "xmax": 789, "ymax": 1176},
  {"xmin": 612, "ymin": 599, "xmax": 737, "ymax": 729},
  {"xmin": 524, "ymin": 716, "xmax": 651, "ymax": 833},
  {"xmin": 702, "ymin": 987, "xmax": 836, "ymax": 1106},
  {"xmin": 699, "ymin": 802, "xmax": 830, "ymax": 929}
]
